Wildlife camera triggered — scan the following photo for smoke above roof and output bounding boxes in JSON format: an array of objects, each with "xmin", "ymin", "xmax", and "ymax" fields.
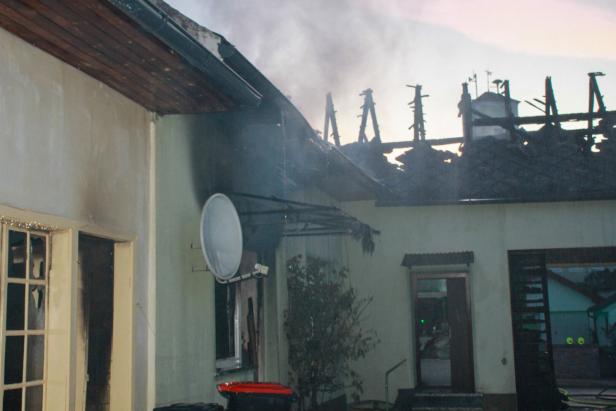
[{"xmin": 166, "ymin": 0, "xmax": 616, "ymax": 145}]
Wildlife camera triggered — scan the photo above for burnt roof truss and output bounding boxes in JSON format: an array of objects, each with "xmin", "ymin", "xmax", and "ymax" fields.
[
  {"xmin": 230, "ymin": 192, "xmax": 379, "ymax": 253},
  {"xmin": 323, "ymin": 92, "xmax": 342, "ymax": 147},
  {"xmin": 357, "ymin": 89, "xmax": 381, "ymax": 144},
  {"xmin": 408, "ymin": 84, "xmax": 428, "ymax": 142}
]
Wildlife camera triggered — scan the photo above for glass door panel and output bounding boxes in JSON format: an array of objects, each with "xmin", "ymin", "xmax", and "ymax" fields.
[{"xmin": 416, "ymin": 278, "xmax": 451, "ymax": 386}]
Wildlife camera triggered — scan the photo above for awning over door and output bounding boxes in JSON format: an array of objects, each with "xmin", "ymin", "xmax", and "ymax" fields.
[{"xmin": 402, "ymin": 251, "xmax": 474, "ymax": 268}]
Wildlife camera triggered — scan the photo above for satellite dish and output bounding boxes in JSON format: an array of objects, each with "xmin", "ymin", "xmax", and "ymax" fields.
[{"xmin": 200, "ymin": 193, "xmax": 243, "ymax": 281}]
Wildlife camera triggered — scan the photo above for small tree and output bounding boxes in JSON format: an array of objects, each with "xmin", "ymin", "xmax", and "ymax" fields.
[{"xmin": 284, "ymin": 255, "xmax": 378, "ymax": 410}]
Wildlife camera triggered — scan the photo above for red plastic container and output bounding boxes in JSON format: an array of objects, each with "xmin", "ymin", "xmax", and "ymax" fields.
[{"xmin": 217, "ymin": 382, "xmax": 295, "ymax": 411}]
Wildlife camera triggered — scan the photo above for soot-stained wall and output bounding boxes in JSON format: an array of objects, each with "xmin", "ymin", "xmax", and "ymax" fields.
[{"xmin": 0, "ymin": 26, "xmax": 151, "ymax": 410}]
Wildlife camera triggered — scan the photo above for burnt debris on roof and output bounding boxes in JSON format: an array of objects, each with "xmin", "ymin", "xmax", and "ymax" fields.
[{"xmin": 331, "ymin": 74, "xmax": 616, "ymax": 205}]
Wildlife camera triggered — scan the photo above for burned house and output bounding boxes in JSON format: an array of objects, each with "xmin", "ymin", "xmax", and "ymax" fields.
[
  {"xmin": 0, "ymin": 1, "xmax": 380, "ymax": 410},
  {"xmin": 331, "ymin": 77, "xmax": 616, "ymax": 410},
  {"xmin": 2, "ymin": 1, "xmax": 615, "ymax": 410}
]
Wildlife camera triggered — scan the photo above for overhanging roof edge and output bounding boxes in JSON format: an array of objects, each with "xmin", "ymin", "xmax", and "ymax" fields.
[{"xmin": 106, "ymin": 0, "xmax": 262, "ymax": 108}]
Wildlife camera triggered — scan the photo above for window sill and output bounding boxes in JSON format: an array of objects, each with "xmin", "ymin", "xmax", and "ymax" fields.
[{"xmin": 215, "ymin": 366, "xmax": 254, "ymax": 379}]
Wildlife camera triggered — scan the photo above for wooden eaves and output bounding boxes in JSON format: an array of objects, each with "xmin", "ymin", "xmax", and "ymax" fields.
[{"xmin": 0, "ymin": 0, "xmax": 261, "ymax": 114}]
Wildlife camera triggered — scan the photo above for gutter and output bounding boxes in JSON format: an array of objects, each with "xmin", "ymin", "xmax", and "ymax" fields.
[
  {"xmin": 106, "ymin": 0, "xmax": 262, "ymax": 108},
  {"xmin": 218, "ymin": 38, "xmax": 286, "ymax": 101},
  {"xmin": 218, "ymin": 37, "xmax": 312, "ymax": 130},
  {"xmin": 376, "ymin": 191, "xmax": 616, "ymax": 207}
]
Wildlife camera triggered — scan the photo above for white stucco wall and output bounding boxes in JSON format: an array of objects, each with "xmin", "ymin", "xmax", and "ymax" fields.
[
  {"xmin": 341, "ymin": 199, "xmax": 616, "ymax": 400},
  {"xmin": 153, "ymin": 121, "xmax": 349, "ymax": 405},
  {"xmin": 0, "ymin": 26, "xmax": 152, "ymax": 409},
  {"xmin": 155, "ymin": 114, "xmax": 265, "ymax": 406},
  {"xmin": 155, "ymin": 114, "xmax": 220, "ymax": 405},
  {"xmin": 269, "ymin": 187, "xmax": 362, "ymax": 406}
]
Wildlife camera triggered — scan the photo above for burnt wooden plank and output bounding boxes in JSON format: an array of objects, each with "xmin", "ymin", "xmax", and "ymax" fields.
[{"xmin": 474, "ymin": 109, "xmax": 616, "ymax": 127}]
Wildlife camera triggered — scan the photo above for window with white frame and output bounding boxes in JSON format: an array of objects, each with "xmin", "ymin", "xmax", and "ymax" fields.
[
  {"xmin": 215, "ymin": 281, "xmax": 240, "ymax": 370},
  {"xmin": 215, "ymin": 278, "xmax": 259, "ymax": 372},
  {"xmin": 0, "ymin": 226, "xmax": 49, "ymax": 411}
]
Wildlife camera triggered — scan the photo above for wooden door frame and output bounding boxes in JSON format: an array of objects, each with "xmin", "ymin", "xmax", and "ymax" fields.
[{"xmin": 411, "ymin": 271, "xmax": 475, "ymax": 391}]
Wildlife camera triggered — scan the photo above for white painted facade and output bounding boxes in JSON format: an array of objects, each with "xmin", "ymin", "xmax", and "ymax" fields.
[
  {"xmin": 153, "ymin": 113, "xmax": 349, "ymax": 405},
  {"xmin": 6, "ymin": 8, "xmax": 615, "ymax": 410},
  {"xmin": 0, "ymin": 14, "xmax": 346, "ymax": 410},
  {"xmin": 152, "ymin": 118, "xmax": 616, "ymax": 407},
  {"xmin": 0, "ymin": 11, "xmax": 362, "ymax": 411},
  {"xmin": 154, "ymin": 114, "xmax": 223, "ymax": 405},
  {"xmin": 0, "ymin": 26, "xmax": 152, "ymax": 410},
  {"xmin": 340, "ymin": 199, "xmax": 616, "ymax": 401}
]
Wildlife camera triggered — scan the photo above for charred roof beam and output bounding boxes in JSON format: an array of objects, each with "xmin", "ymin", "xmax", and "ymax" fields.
[
  {"xmin": 357, "ymin": 88, "xmax": 381, "ymax": 144},
  {"xmin": 379, "ymin": 137, "xmax": 465, "ymax": 153},
  {"xmin": 473, "ymin": 110, "xmax": 616, "ymax": 127},
  {"xmin": 544, "ymin": 77, "xmax": 561, "ymax": 130},
  {"xmin": 323, "ymin": 92, "xmax": 342, "ymax": 146},
  {"xmin": 460, "ymin": 82, "xmax": 474, "ymax": 144},
  {"xmin": 587, "ymin": 72, "xmax": 609, "ymax": 149},
  {"xmin": 407, "ymin": 84, "xmax": 428, "ymax": 142}
]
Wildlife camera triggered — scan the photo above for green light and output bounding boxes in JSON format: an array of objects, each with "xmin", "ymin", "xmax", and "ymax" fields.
[{"xmin": 420, "ymin": 319, "xmax": 426, "ymax": 324}]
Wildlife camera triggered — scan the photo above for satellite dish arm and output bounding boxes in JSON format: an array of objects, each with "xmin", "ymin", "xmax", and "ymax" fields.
[{"xmin": 216, "ymin": 263, "xmax": 270, "ymax": 284}]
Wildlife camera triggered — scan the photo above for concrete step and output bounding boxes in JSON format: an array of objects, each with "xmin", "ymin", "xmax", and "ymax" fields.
[
  {"xmin": 410, "ymin": 392, "xmax": 484, "ymax": 410},
  {"xmin": 412, "ymin": 408, "xmax": 483, "ymax": 411}
]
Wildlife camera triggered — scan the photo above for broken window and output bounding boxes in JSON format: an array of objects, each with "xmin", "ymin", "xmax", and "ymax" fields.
[
  {"xmin": 215, "ymin": 281, "xmax": 238, "ymax": 367},
  {"xmin": 1, "ymin": 226, "xmax": 49, "ymax": 411},
  {"xmin": 79, "ymin": 234, "xmax": 114, "ymax": 411},
  {"xmin": 215, "ymin": 278, "xmax": 259, "ymax": 372}
]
